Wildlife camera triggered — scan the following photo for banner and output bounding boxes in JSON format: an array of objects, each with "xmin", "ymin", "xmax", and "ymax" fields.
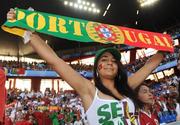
[
  {"xmin": 2, "ymin": 8, "xmax": 174, "ymax": 52},
  {"xmin": 37, "ymin": 106, "xmax": 61, "ymax": 111}
]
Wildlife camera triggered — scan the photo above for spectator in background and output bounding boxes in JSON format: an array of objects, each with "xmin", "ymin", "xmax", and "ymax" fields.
[
  {"xmin": 135, "ymin": 83, "xmax": 159, "ymax": 125},
  {"xmin": 49, "ymin": 111, "xmax": 59, "ymax": 125},
  {"xmin": 178, "ymin": 61, "xmax": 180, "ymax": 70},
  {"xmin": 5, "ymin": 109, "xmax": 13, "ymax": 125},
  {"xmin": 176, "ymin": 87, "xmax": 180, "ymax": 121},
  {"xmin": 175, "ymin": 49, "xmax": 180, "ymax": 120},
  {"xmin": 175, "ymin": 47, "xmax": 180, "ymax": 71},
  {"xmin": 73, "ymin": 116, "xmax": 83, "ymax": 125},
  {"xmin": 64, "ymin": 107, "xmax": 74, "ymax": 125}
]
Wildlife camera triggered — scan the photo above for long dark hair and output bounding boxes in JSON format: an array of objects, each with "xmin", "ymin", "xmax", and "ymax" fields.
[
  {"xmin": 134, "ymin": 83, "xmax": 149, "ymax": 109},
  {"xmin": 93, "ymin": 55, "xmax": 138, "ymax": 106}
]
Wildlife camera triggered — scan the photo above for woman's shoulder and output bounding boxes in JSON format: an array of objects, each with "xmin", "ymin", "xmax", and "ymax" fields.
[
  {"xmin": 121, "ymin": 97, "xmax": 134, "ymax": 103},
  {"xmin": 176, "ymin": 103, "xmax": 180, "ymax": 108}
]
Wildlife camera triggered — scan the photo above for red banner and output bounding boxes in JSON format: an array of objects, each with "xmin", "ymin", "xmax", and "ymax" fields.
[{"xmin": 119, "ymin": 26, "xmax": 173, "ymax": 52}]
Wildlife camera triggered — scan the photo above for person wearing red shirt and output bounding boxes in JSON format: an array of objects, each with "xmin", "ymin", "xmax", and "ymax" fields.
[
  {"xmin": 4, "ymin": 116, "xmax": 13, "ymax": 125},
  {"xmin": 0, "ymin": 69, "xmax": 6, "ymax": 125},
  {"xmin": 135, "ymin": 83, "xmax": 159, "ymax": 125},
  {"xmin": 15, "ymin": 120, "xmax": 33, "ymax": 125},
  {"xmin": 139, "ymin": 109, "xmax": 159, "ymax": 125}
]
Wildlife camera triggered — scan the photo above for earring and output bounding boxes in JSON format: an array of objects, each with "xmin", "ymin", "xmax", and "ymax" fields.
[
  {"xmin": 96, "ymin": 71, "xmax": 99, "ymax": 77},
  {"xmin": 118, "ymin": 75, "xmax": 121, "ymax": 81}
]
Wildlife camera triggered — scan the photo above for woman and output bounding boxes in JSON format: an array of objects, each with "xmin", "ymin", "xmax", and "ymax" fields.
[
  {"xmin": 7, "ymin": 8, "xmax": 166, "ymax": 125},
  {"xmin": 135, "ymin": 84, "xmax": 159, "ymax": 125}
]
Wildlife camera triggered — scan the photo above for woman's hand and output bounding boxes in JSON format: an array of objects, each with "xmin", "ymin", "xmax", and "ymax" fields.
[
  {"xmin": 7, "ymin": 8, "xmax": 16, "ymax": 20},
  {"xmin": 7, "ymin": 8, "xmax": 33, "ymax": 44},
  {"xmin": 128, "ymin": 51, "xmax": 164, "ymax": 90},
  {"xmin": 157, "ymin": 50, "xmax": 170, "ymax": 58}
]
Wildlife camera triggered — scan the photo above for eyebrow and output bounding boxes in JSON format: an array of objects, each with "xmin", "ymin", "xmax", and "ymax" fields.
[
  {"xmin": 140, "ymin": 88, "xmax": 149, "ymax": 91},
  {"xmin": 101, "ymin": 55, "xmax": 108, "ymax": 58},
  {"xmin": 101, "ymin": 55, "xmax": 115, "ymax": 59}
]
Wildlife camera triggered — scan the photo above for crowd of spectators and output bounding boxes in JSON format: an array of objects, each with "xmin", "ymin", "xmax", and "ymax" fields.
[
  {"xmin": 4, "ymin": 73, "xmax": 180, "ymax": 125},
  {"xmin": 149, "ymin": 74, "xmax": 180, "ymax": 124},
  {"xmin": 167, "ymin": 26, "xmax": 180, "ymax": 39},
  {"xmin": 5, "ymin": 88, "xmax": 88, "ymax": 125},
  {"xmin": 0, "ymin": 47, "xmax": 179, "ymax": 77},
  {"xmin": 126, "ymin": 47, "xmax": 179, "ymax": 74}
]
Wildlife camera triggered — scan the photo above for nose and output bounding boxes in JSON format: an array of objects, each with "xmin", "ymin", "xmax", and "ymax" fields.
[
  {"xmin": 107, "ymin": 59, "xmax": 113, "ymax": 65},
  {"xmin": 148, "ymin": 92, "xmax": 153, "ymax": 97}
]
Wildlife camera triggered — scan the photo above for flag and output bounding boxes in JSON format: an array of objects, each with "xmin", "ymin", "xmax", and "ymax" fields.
[{"xmin": 2, "ymin": 8, "xmax": 174, "ymax": 52}]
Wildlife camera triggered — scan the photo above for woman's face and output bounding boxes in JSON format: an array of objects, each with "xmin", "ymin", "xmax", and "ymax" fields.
[
  {"xmin": 97, "ymin": 52, "xmax": 118, "ymax": 79},
  {"xmin": 138, "ymin": 85, "xmax": 154, "ymax": 105}
]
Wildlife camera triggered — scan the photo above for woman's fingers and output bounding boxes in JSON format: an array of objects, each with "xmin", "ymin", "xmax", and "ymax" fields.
[
  {"xmin": 7, "ymin": 8, "xmax": 16, "ymax": 20},
  {"xmin": 10, "ymin": 8, "xmax": 15, "ymax": 12}
]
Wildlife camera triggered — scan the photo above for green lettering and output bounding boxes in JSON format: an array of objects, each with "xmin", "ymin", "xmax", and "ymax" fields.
[
  {"xmin": 118, "ymin": 119, "xmax": 125, "ymax": 125},
  {"xmin": 111, "ymin": 102, "xmax": 122, "ymax": 118},
  {"xmin": 97, "ymin": 104, "xmax": 111, "ymax": 124}
]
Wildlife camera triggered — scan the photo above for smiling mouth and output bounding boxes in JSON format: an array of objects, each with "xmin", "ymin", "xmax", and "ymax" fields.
[
  {"xmin": 104, "ymin": 67, "xmax": 114, "ymax": 70},
  {"xmin": 105, "ymin": 69, "xmax": 114, "ymax": 72}
]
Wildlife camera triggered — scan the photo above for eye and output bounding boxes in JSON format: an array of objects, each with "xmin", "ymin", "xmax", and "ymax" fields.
[
  {"xmin": 111, "ymin": 59, "xmax": 116, "ymax": 62},
  {"xmin": 101, "ymin": 58, "xmax": 108, "ymax": 62},
  {"xmin": 141, "ymin": 89, "xmax": 148, "ymax": 94},
  {"xmin": 150, "ymin": 90, "xmax": 153, "ymax": 93}
]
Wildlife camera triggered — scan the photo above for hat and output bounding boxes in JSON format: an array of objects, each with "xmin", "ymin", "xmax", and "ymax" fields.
[{"xmin": 94, "ymin": 47, "xmax": 121, "ymax": 64}]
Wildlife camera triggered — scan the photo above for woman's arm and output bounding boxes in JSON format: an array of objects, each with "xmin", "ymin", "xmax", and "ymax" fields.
[
  {"xmin": 7, "ymin": 9, "xmax": 95, "ymax": 99},
  {"xmin": 128, "ymin": 52, "xmax": 164, "ymax": 90},
  {"xmin": 29, "ymin": 33, "xmax": 94, "ymax": 96}
]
